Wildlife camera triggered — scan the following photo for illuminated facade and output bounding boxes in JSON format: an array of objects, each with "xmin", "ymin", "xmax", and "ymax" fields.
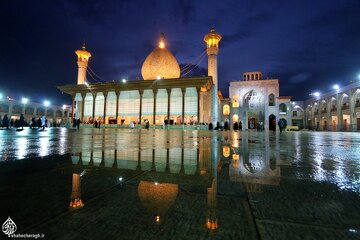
[
  {"xmin": 220, "ymin": 72, "xmax": 304, "ymax": 130},
  {"xmin": 0, "ymin": 98, "xmax": 68, "ymax": 124},
  {"xmin": 58, "ymin": 30, "xmax": 220, "ymax": 125},
  {"xmin": 304, "ymin": 81, "xmax": 360, "ymax": 131}
]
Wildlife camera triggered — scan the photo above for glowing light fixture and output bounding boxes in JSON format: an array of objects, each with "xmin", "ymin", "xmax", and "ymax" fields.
[
  {"xmin": 22, "ymin": 97, "xmax": 28, "ymax": 104},
  {"xmin": 44, "ymin": 100, "xmax": 50, "ymax": 107},
  {"xmin": 62, "ymin": 105, "xmax": 67, "ymax": 110},
  {"xmin": 156, "ymin": 76, "xmax": 161, "ymax": 80},
  {"xmin": 358, "ymin": 74, "xmax": 360, "ymax": 80},
  {"xmin": 119, "ymin": 177, "xmax": 123, "ymax": 181},
  {"xmin": 154, "ymin": 182, "xmax": 159, "ymax": 185},
  {"xmin": 333, "ymin": 84, "xmax": 339, "ymax": 90},
  {"xmin": 122, "ymin": 79, "xmax": 127, "ymax": 83}
]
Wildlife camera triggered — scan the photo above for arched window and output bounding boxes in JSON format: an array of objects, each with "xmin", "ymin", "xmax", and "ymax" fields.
[
  {"xmin": 268, "ymin": 94, "xmax": 275, "ymax": 106},
  {"xmin": 279, "ymin": 103, "xmax": 287, "ymax": 114},
  {"xmin": 223, "ymin": 105, "xmax": 230, "ymax": 115},
  {"xmin": 232, "ymin": 114, "xmax": 239, "ymax": 122},
  {"xmin": 232, "ymin": 95, "xmax": 239, "ymax": 107}
]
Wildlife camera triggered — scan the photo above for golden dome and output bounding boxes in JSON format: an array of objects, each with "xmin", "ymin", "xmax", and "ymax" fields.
[
  {"xmin": 138, "ymin": 181, "xmax": 178, "ymax": 215},
  {"xmin": 141, "ymin": 33, "xmax": 180, "ymax": 80}
]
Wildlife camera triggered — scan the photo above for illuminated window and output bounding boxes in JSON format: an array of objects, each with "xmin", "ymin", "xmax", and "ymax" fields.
[
  {"xmin": 232, "ymin": 114, "xmax": 239, "ymax": 122},
  {"xmin": 142, "ymin": 90, "xmax": 154, "ymax": 117},
  {"xmin": 232, "ymin": 95, "xmax": 239, "ymax": 107},
  {"xmin": 106, "ymin": 92, "xmax": 117, "ymax": 117},
  {"xmin": 118, "ymin": 91, "xmax": 140, "ymax": 116},
  {"xmin": 94, "ymin": 92, "xmax": 104, "ymax": 116},
  {"xmin": 184, "ymin": 87, "xmax": 198, "ymax": 116},
  {"xmin": 279, "ymin": 103, "xmax": 287, "ymax": 114},
  {"xmin": 170, "ymin": 88, "xmax": 182, "ymax": 116},
  {"xmin": 156, "ymin": 89, "xmax": 168, "ymax": 115},
  {"xmin": 223, "ymin": 104, "xmax": 230, "ymax": 115},
  {"xmin": 83, "ymin": 93, "xmax": 93, "ymax": 117}
]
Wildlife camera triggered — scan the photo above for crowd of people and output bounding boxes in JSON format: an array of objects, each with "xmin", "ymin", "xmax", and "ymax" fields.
[{"xmin": 0, "ymin": 114, "xmax": 62, "ymax": 130}]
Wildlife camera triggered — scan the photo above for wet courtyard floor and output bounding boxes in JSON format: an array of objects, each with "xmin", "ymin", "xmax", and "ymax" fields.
[{"xmin": 0, "ymin": 128, "xmax": 359, "ymax": 239}]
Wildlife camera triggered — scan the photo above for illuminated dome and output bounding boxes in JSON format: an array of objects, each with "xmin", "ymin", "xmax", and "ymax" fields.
[
  {"xmin": 138, "ymin": 181, "xmax": 178, "ymax": 215},
  {"xmin": 141, "ymin": 33, "xmax": 180, "ymax": 80}
]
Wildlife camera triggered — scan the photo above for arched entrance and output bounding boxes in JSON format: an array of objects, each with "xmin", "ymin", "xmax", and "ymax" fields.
[{"xmin": 269, "ymin": 114, "xmax": 276, "ymax": 131}]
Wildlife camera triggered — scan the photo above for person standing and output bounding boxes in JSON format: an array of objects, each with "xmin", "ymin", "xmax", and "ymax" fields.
[
  {"xmin": 76, "ymin": 118, "xmax": 81, "ymax": 130},
  {"xmin": 41, "ymin": 116, "xmax": 46, "ymax": 130},
  {"xmin": 19, "ymin": 114, "xmax": 25, "ymax": 129},
  {"xmin": 2, "ymin": 114, "xmax": 9, "ymax": 129}
]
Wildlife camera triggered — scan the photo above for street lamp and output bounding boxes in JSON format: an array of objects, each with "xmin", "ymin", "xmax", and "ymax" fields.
[
  {"xmin": 122, "ymin": 78, "xmax": 127, "ymax": 83},
  {"xmin": 62, "ymin": 104, "xmax": 67, "ymax": 110},
  {"xmin": 22, "ymin": 97, "xmax": 29, "ymax": 104},
  {"xmin": 333, "ymin": 84, "xmax": 339, "ymax": 90}
]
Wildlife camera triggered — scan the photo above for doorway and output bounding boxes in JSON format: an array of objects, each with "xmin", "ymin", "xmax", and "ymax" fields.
[{"xmin": 269, "ymin": 114, "xmax": 276, "ymax": 131}]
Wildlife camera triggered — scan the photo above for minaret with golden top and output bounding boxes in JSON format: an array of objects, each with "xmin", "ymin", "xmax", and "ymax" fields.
[
  {"xmin": 75, "ymin": 43, "xmax": 91, "ymax": 85},
  {"xmin": 204, "ymin": 27, "xmax": 222, "ymax": 123}
]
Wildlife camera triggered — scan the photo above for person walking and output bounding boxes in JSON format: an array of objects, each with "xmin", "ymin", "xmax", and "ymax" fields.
[
  {"xmin": 239, "ymin": 121, "xmax": 242, "ymax": 131},
  {"xmin": 278, "ymin": 119, "xmax": 284, "ymax": 133}
]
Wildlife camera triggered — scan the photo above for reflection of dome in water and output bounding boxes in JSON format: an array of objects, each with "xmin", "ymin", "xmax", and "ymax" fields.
[
  {"xmin": 141, "ymin": 33, "xmax": 180, "ymax": 80},
  {"xmin": 138, "ymin": 181, "xmax": 178, "ymax": 215}
]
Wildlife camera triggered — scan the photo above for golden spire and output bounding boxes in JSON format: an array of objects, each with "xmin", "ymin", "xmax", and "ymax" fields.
[
  {"xmin": 204, "ymin": 27, "xmax": 222, "ymax": 48},
  {"xmin": 159, "ymin": 32, "xmax": 165, "ymax": 49}
]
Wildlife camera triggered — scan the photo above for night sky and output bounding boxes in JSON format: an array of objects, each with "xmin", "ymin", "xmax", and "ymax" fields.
[{"xmin": 1, "ymin": 0, "xmax": 360, "ymax": 106}]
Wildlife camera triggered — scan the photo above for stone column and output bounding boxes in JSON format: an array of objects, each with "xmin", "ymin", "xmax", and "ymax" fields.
[
  {"xmin": 153, "ymin": 89, "xmax": 157, "ymax": 125},
  {"xmin": 115, "ymin": 91, "xmax": 120, "ymax": 124},
  {"xmin": 167, "ymin": 88, "xmax": 171, "ymax": 125},
  {"xmin": 92, "ymin": 92, "xmax": 97, "ymax": 123},
  {"xmin": 139, "ymin": 90, "xmax": 144, "ymax": 124},
  {"xmin": 71, "ymin": 95, "xmax": 75, "ymax": 123},
  {"xmin": 336, "ymin": 94, "xmax": 342, "ymax": 131},
  {"xmin": 197, "ymin": 87, "xmax": 201, "ymax": 123},
  {"xmin": 350, "ymin": 90, "xmax": 356, "ymax": 131},
  {"xmin": 103, "ymin": 92, "xmax": 108, "ymax": 124},
  {"xmin": 81, "ymin": 93, "xmax": 86, "ymax": 122},
  {"xmin": 181, "ymin": 88, "xmax": 186, "ymax": 124}
]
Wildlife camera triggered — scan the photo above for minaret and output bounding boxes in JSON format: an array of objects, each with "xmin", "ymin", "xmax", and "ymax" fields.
[
  {"xmin": 75, "ymin": 43, "xmax": 91, "ymax": 85},
  {"xmin": 204, "ymin": 27, "xmax": 222, "ymax": 124}
]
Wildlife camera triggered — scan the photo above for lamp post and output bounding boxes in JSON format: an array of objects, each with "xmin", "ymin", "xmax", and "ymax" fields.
[{"xmin": 22, "ymin": 97, "xmax": 28, "ymax": 115}]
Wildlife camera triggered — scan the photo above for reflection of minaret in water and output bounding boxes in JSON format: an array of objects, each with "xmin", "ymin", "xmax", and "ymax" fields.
[
  {"xmin": 206, "ymin": 179, "xmax": 218, "ymax": 230},
  {"xmin": 206, "ymin": 133, "xmax": 219, "ymax": 230},
  {"xmin": 69, "ymin": 173, "xmax": 84, "ymax": 209}
]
